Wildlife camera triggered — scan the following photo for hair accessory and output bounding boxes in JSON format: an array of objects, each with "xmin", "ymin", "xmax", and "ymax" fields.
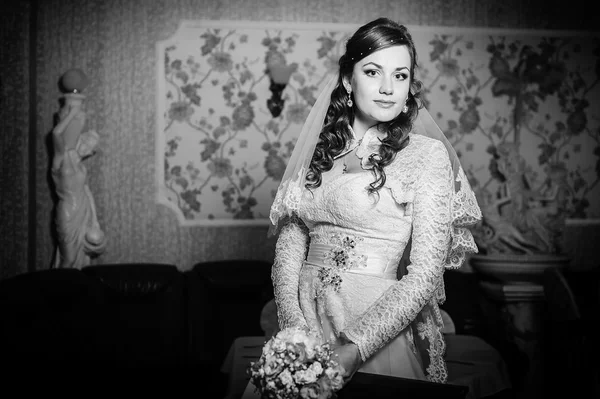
[{"xmin": 350, "ymin": 39, "xmax": 398, "ymax": 62}]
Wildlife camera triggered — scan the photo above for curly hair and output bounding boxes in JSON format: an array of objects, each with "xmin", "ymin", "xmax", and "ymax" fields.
[{"xmin": 306, "ymin": 17, "xmax": 423, "ymax": 193}]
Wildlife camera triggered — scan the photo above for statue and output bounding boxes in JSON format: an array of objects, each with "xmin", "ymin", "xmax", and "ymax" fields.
[
  {"xmin": 475, "ymin": 143, "xmax": 572, "ymax": 255},
  {"xmin": 51, "ymin": 68, "xmax": 106, "ymax": 269}
]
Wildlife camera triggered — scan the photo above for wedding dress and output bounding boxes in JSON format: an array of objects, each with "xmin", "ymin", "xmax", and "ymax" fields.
[{"xmin": 271, "ymin": 126, "xmax": 481, "ymax": 383}]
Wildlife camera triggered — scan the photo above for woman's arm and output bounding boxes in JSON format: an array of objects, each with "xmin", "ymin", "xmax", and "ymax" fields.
[
  {"xmin": 343, "ymin": 140, "xmax": 453, "ymax": 362},
  {"xmin": 271, "ymin": 214, "xmax": 310, "ymax": 331}
]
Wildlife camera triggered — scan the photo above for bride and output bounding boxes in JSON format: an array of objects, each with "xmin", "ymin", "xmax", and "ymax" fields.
[{"xmin": 248, "ymin": 17, "xmax": 481, "ymax": 396}]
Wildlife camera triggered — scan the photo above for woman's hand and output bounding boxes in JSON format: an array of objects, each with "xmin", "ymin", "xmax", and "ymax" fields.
[{"xmin": 332, "ymin": 342, "xmax": 362, "ymax": 382}]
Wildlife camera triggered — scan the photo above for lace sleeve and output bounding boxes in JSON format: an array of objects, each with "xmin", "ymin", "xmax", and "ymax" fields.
[
  {"xmin": 272, "ymin": 214, "xmax": 310, "ymax": 331},
  {"xmin": 343, "ymin": 140, "xmax": 453, "ymax": 361}
]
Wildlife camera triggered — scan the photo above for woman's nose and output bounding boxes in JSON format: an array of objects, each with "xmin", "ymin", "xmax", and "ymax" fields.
[{"xmin": 379, "ymin": 77, "xmax": 393, "ymax": 95}]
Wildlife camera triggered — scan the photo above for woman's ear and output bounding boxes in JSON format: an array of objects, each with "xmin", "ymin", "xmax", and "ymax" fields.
[{"xmin": 342, "ymin": 75, "xmax": 352, "ymax": 93}]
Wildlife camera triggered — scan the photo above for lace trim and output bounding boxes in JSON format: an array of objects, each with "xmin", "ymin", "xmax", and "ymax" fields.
[
  {"xmin": 272, "ymin": 214, "xmax": 310, "ymax": 331},
  {"xmin": 269, "ymin": 167, "xmax": 306, "ymax": 228},
  {"xmin": 417, "ymin": 314, "xmax": 448, "ymax": 383},
  {"xmin": 385, "ymin": 135, "xmax": 481, "ymax": 273},
  {"xmin": 444, "ymin": 168, "xmax": 482, "ymax": 270}
]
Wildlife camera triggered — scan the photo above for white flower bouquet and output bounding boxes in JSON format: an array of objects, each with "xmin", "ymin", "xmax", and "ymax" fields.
[{"xmin": 247, "ymin": 327, "xmax": 345, "ymax": 399}]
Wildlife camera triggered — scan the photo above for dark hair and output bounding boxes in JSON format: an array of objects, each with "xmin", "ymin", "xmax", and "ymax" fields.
[{"xmin": 306, "ymin": 17, "xmax": 423, "ymax": 193}]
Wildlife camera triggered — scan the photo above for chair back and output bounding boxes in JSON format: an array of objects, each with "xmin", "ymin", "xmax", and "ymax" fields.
[
  {"xmin": 186, "ymin": 259, "xmax": 273, "ymax": 376},
  {"xmin": 0, "ymin": 268, "xmax": 105, "ymax": 368},
  {"xmin": 81, "ymin": 262, "xmax": 187, "ymax": 368}
]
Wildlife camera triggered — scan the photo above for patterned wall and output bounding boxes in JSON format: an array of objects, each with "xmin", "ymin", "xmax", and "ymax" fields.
[
  {"xmin": 156, "ymin": 21, "xmax": 599, "ymax": 227},
  {"xmin": 0, "ymin": 0, "xmax": 597, "ymax": 278}
]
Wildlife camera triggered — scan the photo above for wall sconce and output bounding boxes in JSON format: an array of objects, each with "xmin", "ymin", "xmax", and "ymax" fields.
[{"xmin": 266, "ymin": 62, "xmax": 297, "ymax": 118}]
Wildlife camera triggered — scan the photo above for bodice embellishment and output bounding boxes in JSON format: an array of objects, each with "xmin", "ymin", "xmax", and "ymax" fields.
[{"xmin": 315, "ymin": 233, "xmax": 367, "ymax": 295}]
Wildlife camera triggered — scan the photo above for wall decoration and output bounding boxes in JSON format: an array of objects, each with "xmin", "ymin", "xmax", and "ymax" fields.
[{"xmin": 156, "ymin": 21, "xmax": 599, "ymax": 227}]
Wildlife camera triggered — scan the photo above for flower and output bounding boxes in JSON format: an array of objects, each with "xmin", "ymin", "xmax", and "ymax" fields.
[
  {"xmin": 232, "ymin": 103, "xmax": 255, "ymax": 130},
  {"xmin": 459, "ymin": 107, "xmax": 480, "ymax": 133},
  {"xmin": 207, "ymin": 157, "xmax": 233, "ymax": 178},
  {"xmin": 207, "ymin": 51, "xmax": 233, "ymax": 72},
  {"xmin": 489, "ymin": 54, "xmax": 510, "ymax": 78},
  {"xmin": 168, "ymin": 101, "xmax": 194, "ymax": 122},
  {"xmin": 248, "ymin": 327, "xmax": 344, "ymax": 399},
  {"xmin": 265, "ymin": 152, "xmax": 287, "ymax": 180},
  {"xmin": 299, "ymin": 382, "xmax": 321, "ymax": 399},
  {"xmin": 436, "ymin": 58, "xmax": 460, "ymax": 78}
]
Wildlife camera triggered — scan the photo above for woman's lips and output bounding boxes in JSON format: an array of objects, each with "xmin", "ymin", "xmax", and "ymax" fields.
[{"xmin": 374, "ymin": 100, "xmax": 396, "ymax": 109}]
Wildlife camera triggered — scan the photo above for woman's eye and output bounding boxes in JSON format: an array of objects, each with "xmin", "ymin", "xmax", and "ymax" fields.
[
  {"xmin": 394, "ymin": 73, "xmax": 408, "ymax": 80},
  {"xmin": 365, "ymin": 70, "xmax": 378, "ymax": 77}
]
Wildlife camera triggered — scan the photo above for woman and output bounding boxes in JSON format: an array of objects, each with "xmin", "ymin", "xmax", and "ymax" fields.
[{"xmin": 269, "ymin": 17, "xmax": 481, "ymax": 385}]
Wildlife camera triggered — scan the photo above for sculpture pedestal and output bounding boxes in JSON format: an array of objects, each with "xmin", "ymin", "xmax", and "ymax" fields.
[{"xmin": 470, "ymin": 254, "xmax": 570, "ymax": 399}]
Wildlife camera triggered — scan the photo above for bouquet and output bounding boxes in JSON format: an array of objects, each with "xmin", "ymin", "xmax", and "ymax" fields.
[{"xmin": 247, "ymin": 327, "xmax": 345, "ymax": 399}]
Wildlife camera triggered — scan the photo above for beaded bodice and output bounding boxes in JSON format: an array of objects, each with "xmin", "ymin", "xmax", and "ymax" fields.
[{"xmin": 299, "ymin": 171, "xmax": 412, "ymax": 278}]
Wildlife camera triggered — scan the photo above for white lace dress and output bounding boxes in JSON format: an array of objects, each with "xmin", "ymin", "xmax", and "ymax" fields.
[{"xmin": 271, "ymin": 129, "xmax": 481, "ymax": 383}]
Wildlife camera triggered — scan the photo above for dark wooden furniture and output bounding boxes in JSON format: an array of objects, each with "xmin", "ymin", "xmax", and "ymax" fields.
[{"xmin": 339, "ymin": 371, "xmax": 469, "ymax": 399}]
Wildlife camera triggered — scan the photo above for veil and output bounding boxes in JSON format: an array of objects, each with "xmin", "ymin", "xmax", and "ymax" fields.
[
  {"xmin": 268, "ymin": 72, "xmax": 481, "ymax": 255},
  {"xmin": 268, "ymin": 73, "xmax": 338, "ymax": 236}
]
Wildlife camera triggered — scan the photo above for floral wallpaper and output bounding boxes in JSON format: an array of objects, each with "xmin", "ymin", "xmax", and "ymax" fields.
[{"xmin": 156, "ymin": 21, "xmax": 599, "ymax": 226}]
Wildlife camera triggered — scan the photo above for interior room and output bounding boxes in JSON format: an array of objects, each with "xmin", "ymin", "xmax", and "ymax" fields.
[{"xmin": 1, "ymin": 1, "xmax": 598, "ymax": 398}]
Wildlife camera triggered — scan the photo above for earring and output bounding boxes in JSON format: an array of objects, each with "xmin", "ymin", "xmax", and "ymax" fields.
[
  {"xmin": 346, "ymin": 92, "xmax": 353, "ymax": 108},
  {"xmin": 403, "ymin": 104, "xmax": 408, "ymax": 113}
]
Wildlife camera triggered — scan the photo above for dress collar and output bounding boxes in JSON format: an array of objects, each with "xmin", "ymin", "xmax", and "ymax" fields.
[{"xmin": 334, "ymin": 125, "xmax": 386, "ymax": 161}]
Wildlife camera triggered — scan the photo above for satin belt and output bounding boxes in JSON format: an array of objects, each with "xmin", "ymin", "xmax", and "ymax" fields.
[{"xmin": 305, "ymin": 243, "xmax": 397, "ymax": 280}]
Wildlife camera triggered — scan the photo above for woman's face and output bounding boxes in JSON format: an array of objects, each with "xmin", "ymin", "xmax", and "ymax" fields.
[{"xmin": 344, "ymin": 45, "xmax": 412, "ymax": 133}]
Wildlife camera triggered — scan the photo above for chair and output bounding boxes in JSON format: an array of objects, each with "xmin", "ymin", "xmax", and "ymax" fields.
[
  {"xmin": 80, "ymin": 262, "xmax": 187, "ymax": 369},
  {"xmin": 222, "ymin": 336, "xmax": 266, "ymax": 399},
  {"xmin": 186, "ymin": 259, "xmax": 274, "ymax": 397},
  {"xmin": 0, "ymin": 268, "xmax": 106, "ymax": 370}
]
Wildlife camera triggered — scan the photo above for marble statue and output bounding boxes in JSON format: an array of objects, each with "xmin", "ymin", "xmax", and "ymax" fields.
[{"xmin": 51, "ymin": 69, "xmax": 106, "ymax": 269}]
